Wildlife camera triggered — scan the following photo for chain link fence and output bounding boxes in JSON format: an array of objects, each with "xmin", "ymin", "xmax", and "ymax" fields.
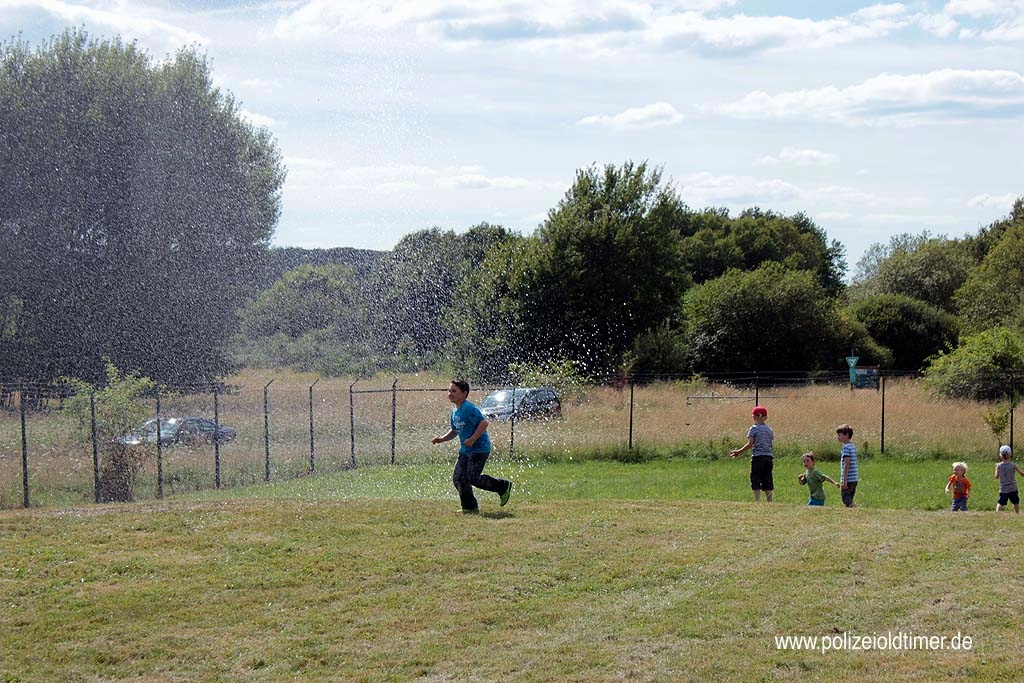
[{"xmin": 1, "ymin": 370, "xmax": 1018, "ymax": 509}]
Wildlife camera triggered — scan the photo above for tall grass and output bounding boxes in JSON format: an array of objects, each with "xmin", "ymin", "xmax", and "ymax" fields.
[{"xmin": 1, "ymin": 370, "xmax": 1017, "ymax": 509}]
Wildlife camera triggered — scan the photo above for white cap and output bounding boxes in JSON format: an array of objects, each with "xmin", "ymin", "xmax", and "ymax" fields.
[{"xmin": 1000, "ymin": 445, "xmax": 1012, "ymax": 456}]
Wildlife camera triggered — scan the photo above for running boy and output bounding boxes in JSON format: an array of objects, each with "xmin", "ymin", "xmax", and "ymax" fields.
[
  {"xmin": 836, "ymin": 423, "xmax": 859, "ymax": 508},
  {"xmin": 730, "ymin": 406, "xmax": 774, "ymax": 502},
  {"xmin": 431, "ymin": 380, "xmax": 512, "ymax": 514},
  {"xmin": 797, "ymin": 452, "xmax": 839, "ymax": 506},
  {"xmin": 945, "ymin": 461, "xmax": 971, "ymax": 512},
  {"xmin": 996, "ymin": 445, "xmax": 1024, "ymax": 514}
]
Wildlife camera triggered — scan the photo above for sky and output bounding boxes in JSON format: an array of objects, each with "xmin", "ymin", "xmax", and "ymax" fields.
[{"xmin": 2, "ymin": 0, "xmax": 1023, "ymax": 275}]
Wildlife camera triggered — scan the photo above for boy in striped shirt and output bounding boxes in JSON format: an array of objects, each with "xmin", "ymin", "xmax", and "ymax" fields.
[{"xmin": 836, "ymin": 423, "xmax": 859, "ymax": 508}]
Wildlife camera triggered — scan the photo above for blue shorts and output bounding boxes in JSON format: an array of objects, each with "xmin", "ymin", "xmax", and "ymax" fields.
[
  {"xmin": 808, "ymin": 497, "xmax": 825, "ymax": 507},
  {"xmin": 951, "ymin": 497, "xmax": 968, "ymax": 512}
]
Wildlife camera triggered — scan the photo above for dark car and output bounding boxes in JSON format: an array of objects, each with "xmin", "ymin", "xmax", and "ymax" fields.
[
  {"xmin": 117, "ymin": 417, "xmax": 237, "ymax": 446},
  {"xmin": 479, "ymin": 387, "xmax": 561, "ymax": 421}
]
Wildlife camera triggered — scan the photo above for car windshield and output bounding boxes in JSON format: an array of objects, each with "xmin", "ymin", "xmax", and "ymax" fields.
[
  {"xmin": 480, "ymin": 390, "xmax": 522, "ymax": 408},
  {"xmin": 139, "ymin": 417, "xmax": 179, "ymax": 436}
]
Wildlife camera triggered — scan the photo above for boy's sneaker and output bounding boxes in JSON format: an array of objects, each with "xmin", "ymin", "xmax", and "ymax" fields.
[
  {"xmin": 500, "ymin": 482, "xmax": 512, "ymax": 507},
  {"xmin": 461, "ymin": 508, "xmax": 480, "ymax": 515}
]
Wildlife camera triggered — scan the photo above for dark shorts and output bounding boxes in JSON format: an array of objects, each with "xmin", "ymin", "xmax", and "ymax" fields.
[
  {"xmin": 750, "ymin": 457, "xmax": 773, "ymax": 491},
  {"xmin": 841, "ymin": 481, "xmax": 858, "ymax": 507},
  {"xmin": 951, "ymin": 497, "xmax": 968, "ymax": 512},
  {"xmin": 998, "ymin": 490, "xmax": 1020, "ymax": 506}
]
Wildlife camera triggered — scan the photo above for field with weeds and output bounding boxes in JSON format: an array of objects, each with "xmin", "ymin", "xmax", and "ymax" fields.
[
  {"xmin": 1, "ymin": 369, "xmax": 1019, "ymax": 509},
  {"xmin": 2, "ymin": 474, "xmax": 1023, "ymax": 682}
]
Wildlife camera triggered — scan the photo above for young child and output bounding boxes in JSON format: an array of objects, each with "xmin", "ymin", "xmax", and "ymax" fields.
[
  {"xmin": 431, "ymin": 379, "xmax": 512, "ymax": 514},
  {"xmin": 995, "ymin": 445, "xmax": 1024, "ymax": 514},
  {"xmin": 797, "ymin": 452, "xmax": 839, "ymax": 506},
  {"xmin": 945, "ymin": 461, "xmax": 971, "ymax": 511},
  {"xmin": 730, "ymin": 406, "xmax": 774, "ymax": 502},
  {"xmin": 836, "ymin": 423, "xmax": 859, "ymax": 508}
]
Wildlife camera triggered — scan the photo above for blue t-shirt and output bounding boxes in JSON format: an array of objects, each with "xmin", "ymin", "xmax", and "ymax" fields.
[
  {"xmin": 451, "ymin": 400, "xmax": 491, "ymax": 454},
  {"xmin": 841, "ymin": 442, "xmax": 859, "ymax": 483}
]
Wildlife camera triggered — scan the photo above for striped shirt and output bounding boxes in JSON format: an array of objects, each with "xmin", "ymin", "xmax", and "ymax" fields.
[
  {"xmin": 841, "ymin": 442, "xmax": 859, "ymax": 484},
  {"xmin": 747, "ymin": 423, "xmax": 774, "ymax": 459}
]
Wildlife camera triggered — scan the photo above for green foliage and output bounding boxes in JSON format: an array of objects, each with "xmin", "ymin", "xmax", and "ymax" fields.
[
  {"xmin": 682, "ymin": 263, "xmax": 839, "ymax": 372},
  {"xmin": 241, "ymin": 264, "xmax": 360, "ymax": 338},
  {"xmin": 234, "ymin": 263, "xmax": 379, "ymax": 376},
  {"xmin": 830, "ymin": 309, "xmax": 894, "ymax": 369},
  {"xmin": 924, "ymin": 327, "xmax": 1024, "ymax": 402},
  {"xmin": 678, "ymin": 207, "xmax": 846, "ymax": 295},
  {"xmin": 955, "ymin": 202, "xmax": 1024, "ymax": 334},
  {"xmin": 850, "ymin": 232, "xmax": 975, "ymax": 314},
  {"xmin": 0, "ymin": 30, "xmax": 284, "ymax": 386},
  {"xmin": 981, "ymin": 404, "xmax": 1011, "ymax": 447},
  {"xmin": 846, "ymin": 294, "xmax": 959, "ymax": 371},
  {"xmin": 453, "ymin": 161, "xmax": 690, "ymax": 380},
  {"xmin": 445, "ymin": 236, "xmax": 537, "ymax": 382},
  {"xmin": 505, "ymin": 359, "xmax": 593, "ymax": 402},
  {"xmin": 370, "ymin": 224, "xmax": 513, "ymax": 370},
  {"xmin": 62, "ymin": 361, "xmax": 155, "ymax": 501},
  {"xmin": 621, "ymin": 319, "xmax": 690, "ymax": 380}
]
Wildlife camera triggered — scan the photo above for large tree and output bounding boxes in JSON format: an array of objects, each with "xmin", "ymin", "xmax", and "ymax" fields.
[
  {"xmin": 954, "ymin": 199, "xmax": 1024, "ymax": 335},
  {"xmin": 677, "ymin": 207, "xmax": 846, "ymax": 295},
  {"xmin": 681, "ymin": 263, "xmax": 842, "ymax": 373},
  {"xmin": 0, "ymin": 30, "xmax": 285, "ymax": 386},
  {"xmin": 846, "ymin": 294, "xmax": 959, "ymax": 371},
  {"xmin": 235, "ymin": 263, "xmax": 375, "ymax": 376},
  {"xmin": 455, "ymin": 161, "xmax": 691, "ymax": 379},
  {"xmin": 849, "ymin": 231, "xmax": 975, "ymax": 314},
  {"xmin": 367, "ymin": 224, "xmax": 513, "ymax": 370}
]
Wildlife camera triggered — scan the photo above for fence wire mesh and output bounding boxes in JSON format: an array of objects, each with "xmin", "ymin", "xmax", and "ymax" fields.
[{"xmin": 1, "ymin": 370, "xmax": 1018, "ymax": 509}]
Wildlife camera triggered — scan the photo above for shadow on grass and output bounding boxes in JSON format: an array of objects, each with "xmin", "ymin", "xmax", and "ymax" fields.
[{"xmin": 479, "ymin": 510, "xmax": 515, "ymax": 520}]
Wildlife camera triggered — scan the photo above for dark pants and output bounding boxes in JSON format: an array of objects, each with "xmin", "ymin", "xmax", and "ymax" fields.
[{"xmin": 453, "ymin": 451, "xmax": 508, "ymax": 511}]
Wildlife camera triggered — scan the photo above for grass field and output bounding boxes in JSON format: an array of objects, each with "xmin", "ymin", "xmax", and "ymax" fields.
[{"xmin": 3, "ymin": 458, "xmax": 1024, "ymax": 682}]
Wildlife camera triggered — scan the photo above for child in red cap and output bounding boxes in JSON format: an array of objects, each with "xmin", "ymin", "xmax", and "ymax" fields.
[{"xmin": 730, "ymin": 405, "xmax": 774, "ymax": 502}]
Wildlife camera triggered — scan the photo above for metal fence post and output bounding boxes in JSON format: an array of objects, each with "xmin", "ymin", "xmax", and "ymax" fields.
[
  {"xmin": 880, "ymin": 373, "xmax": 886, "ymax": 454},
  {"xmin": 264, "ymin": 379, "xmax": 274, "ymax": 482},
  {"xmin": 309, "ymin": 379, "xmax": 319, "ymax": 474},
  {"xmin": 349, "ymin": 379, "xmax": 358, "ymax": 467},
  {"xmin": 628, "ymin": 380, "xmax": 635, "ymax": 450},
  {"xmin": 214, "ymin": 386, "xmax": 221, "ymax": 489},
  {"xmin": 391, "ymin": 378, "xmax": 398, "ymax": 465},
  {"xmin": 510, "ymin": 384, "xmax": 518, "ymax": 459},
  {"xmin": 156, "ymin": 389, "xmax": 163, "ymax": 499},
  {"xmin": 20, "ymin": 387, "xmax": 29, "ymax": 508},
  {"xmin": 90, "ymin": 391, "xmax": 100, "ymax": 503},
  {"xmin": 1010, "ymin": 371, "xmax": 1016, "ymax": 450}
]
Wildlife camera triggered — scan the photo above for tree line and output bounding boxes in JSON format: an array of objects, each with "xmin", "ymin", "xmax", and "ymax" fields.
[{"xmin": 3, "ymin": 30, "xmax": 1024, "ymax": 406}]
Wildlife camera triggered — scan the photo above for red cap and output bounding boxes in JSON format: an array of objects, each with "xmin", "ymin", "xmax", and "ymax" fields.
[{"xmin": 752, "ymin": 406, "xmax": 768, "ymax": 418}]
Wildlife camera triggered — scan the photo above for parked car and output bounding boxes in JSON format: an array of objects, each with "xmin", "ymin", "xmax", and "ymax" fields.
[
  {"xmin": 479, "ymin": 387, "xmax": 561, "ymax": 421},
  {"xmin": 117, "ymin": 416, "xmax": 237, "ymax": 446}
]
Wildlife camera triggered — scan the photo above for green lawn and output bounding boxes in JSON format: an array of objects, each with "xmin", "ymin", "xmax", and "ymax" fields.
[{"xmin": 2, "ymin": 458, "xmax": 1022, "ymax": 682}]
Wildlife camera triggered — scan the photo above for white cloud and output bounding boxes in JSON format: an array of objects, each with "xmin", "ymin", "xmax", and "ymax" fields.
[
  {"xmin": 966, "ymin": 192, "xmax": 1019, "ymax": 209},
  {"xmin": 0, "ymin": 0, "xmax": 207, "ymax": 48},
  {"xmin": 676, "ymin": 172, "xmax": 803, "ymax": 207},
  {"xmin": 239, "ymin": 109, "xmax": 278, "ymax": 129},
  {"xmin": 755, "ymin": 147, "xmax": 838, "ymax": 166},
  {"xmin": 284, "ymin": 160, "xmax": 560, "ymax": 195},
  {"xmin": 715, "ymin": 68, "xmax": 1024, "ymax": 126},
  {"xmin": 578, "ymin": 102, "xmax": 683, "ymax": 129}
]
